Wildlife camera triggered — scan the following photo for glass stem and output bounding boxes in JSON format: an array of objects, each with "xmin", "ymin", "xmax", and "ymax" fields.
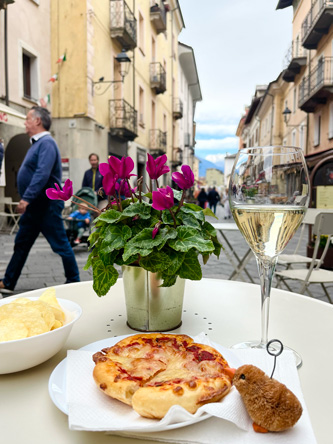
[{"xmin": 256, "ymin": 257, "xmax": 277, "ymax": 347}]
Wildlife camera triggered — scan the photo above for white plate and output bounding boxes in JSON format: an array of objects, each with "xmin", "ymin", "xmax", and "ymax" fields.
[{"xmin": 48, "ymin": 334, "xmax": 242, "ymax": 433}]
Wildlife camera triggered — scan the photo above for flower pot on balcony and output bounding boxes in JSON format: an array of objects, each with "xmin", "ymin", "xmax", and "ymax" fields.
[{"xmin": 122, "ymin": 265, "xmax": 185, "ymax": 332}]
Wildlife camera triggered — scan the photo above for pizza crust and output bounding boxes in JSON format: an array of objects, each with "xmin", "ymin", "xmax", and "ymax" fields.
[{"xmin": 92, "ymin": 333, "xmax": 233, "ymax": 419}]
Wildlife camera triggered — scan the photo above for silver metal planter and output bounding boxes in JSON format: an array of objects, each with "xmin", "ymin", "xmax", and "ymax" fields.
[{"xmin": 122, "ymin": 265, "xmax": 185, "ymax": 332}]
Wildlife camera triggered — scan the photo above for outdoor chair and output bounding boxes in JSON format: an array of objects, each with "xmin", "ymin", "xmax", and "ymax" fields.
[
  {"xmin": 275, "ymin": 212, "xmax": 333, "ymax": 304},
  {"xmin": 277, "ymin": 209, "xmax": 319, "ymax": 269},
  {"xmin": 0, "ymin": 197, "xmax": 21, "ymax": 235}
]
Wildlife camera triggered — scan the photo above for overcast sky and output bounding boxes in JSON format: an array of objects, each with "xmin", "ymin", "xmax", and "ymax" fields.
[{"xmin": 178, "ymin": 0, "xmax": 293, "ymax": 165}]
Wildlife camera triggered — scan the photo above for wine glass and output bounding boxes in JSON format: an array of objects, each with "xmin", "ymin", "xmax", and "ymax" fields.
[{"xmin": 228, "ymin": 146, "xmax": 310, "ymax": 367}]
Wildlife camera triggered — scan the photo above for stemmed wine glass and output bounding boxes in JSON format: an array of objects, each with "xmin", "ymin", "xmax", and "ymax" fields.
[{"xmin": 228, "ymin": 146, "xmax": 310, "ymax": 367}]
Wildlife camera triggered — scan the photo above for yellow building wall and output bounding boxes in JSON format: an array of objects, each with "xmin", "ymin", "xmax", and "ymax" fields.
[{"xmin": 51, "ymin": 0, "xmax": 88, "ymax": 118}]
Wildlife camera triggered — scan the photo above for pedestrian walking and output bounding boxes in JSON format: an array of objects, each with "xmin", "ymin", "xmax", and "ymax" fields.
[
  {"xmin": 222, "ymin": 189, "xmax": 232, "ymax": 219},
  {"xmin": 197, "ymin": 188, "xmax": 208, "ymax": 209},
  {"xmin": 207, "ymin": 186, "xmax": 220, "ymax": 214},
  {"xmin": 0, "ymin": 106, "xmax": 80, "ymax": 296},
  {"xmin": 82, "ymin": 153, "xmax": 106, "ymax": 209}
]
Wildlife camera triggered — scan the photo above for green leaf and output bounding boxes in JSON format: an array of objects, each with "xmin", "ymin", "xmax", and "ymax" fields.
[
  {"xmin": 122, "ymin": 202, "xmax": 152, "ymax": 219},
  {"xmin": 202, "ymin": 221, "xmax": 217, "ymax": 238},
  {"xmin": 83, "ymin": 251, "xmax": 94, "ymax": 270},
  {"xmin": 163, "ymin": 248, "xmax": 185, "ymax": 275},
  {"xmin": 92, "ymin": 260, "xmax": 119, "ymax": 296},
  {"xmin": 161, "ymin": 210, "xmax": 175, "ymax": 225},
  {"xmin": 171, "ymin": 188, "xmax": 183, "ymax": 201},
  {"xmin": 87, "ymin": 230, "xmax": 100, "ymax": 247},
  {"xmin": 159, "ymin": 274, "xmax": 177, "ymax": 287},
  {"xmin": 178, "ymin": 250, "xmax": 202, "ymax": 281},
  {"xmin": 177, "ymin": 211, "xmax": 201, "ymax": 229},
  {"xmin": 101, "ymin": 225, "xmax": 132, "ymax": 253},
  {"xmin": 156, "ymin": 227, "xmax": 178, "ymax": 250},
  {"xmin": 139, "ymin": 251, "xmax": 172, "ymax": 272},
  {"xmin": 168, "ymin": 226, "xmax": 215, "ymax": 253},
  {"xmin": 97, "ymin": 209, "xmax": 122, "ymax": 224},
  {"xmin": 129, "ymin": 228, "xmax": 165, "ymax": 249},
  {"xmin": 203, "ymin": 207, "xmax": 218, "ymax": 219},
  {"xmin": 123, "ymin": 244, "xmax": 153, "ymax": 262},
  {"xmin": 182, "ymin": 204, "xmax": 205, "ymax": 221},
  {"xmin": 99, "ymin": 249, "xmax": 119, "ymax": 266}
]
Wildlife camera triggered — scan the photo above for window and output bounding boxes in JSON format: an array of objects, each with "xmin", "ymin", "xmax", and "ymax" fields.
[
  {"xmin": 139, "ymin": 86, "xmax": 145, "ymax": 127},
  {"xmin": 329, "ymin": 102, "xmax": 333, "ymax": 139},
  {"xmin": 138, "ymin": 11, "xmax": 145, "ymax": 54},
  {"xmin": 22, "ymin": 50, "xmax": 38, "ymax": 101},
  {"xmin": 163, "ymin": 113, "xmax": 167, "ymax": 133},
  {"xmin": 292, "ymin": 129, "xmax": 296, "ymax": 147},
  {"xmin": 300, "ymin": 124, "xmax": 305, "ymax": 150},
  {"xmin": 151, "ymin": 36, "xmax": 156, "ymax": 62},
  {"xmin": 293, "ymin": 88, "xmax": 297, "ymax": 113},
  {"xmin": 151, "ymin": 100, "xmax": 156, "ymax": 129},
  {"xmin": 314, "ymin": 114, "xmax": 321, "ymax": 146}
]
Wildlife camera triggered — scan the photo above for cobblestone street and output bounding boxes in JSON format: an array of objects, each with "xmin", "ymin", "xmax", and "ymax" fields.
[{"xmin": 0, "ymin": 204, "xmax": 332, "ymax": 303}]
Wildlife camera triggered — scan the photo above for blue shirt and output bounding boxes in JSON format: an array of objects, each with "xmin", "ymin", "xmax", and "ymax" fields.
[
  {"xmin": 17, "ymin": 135, "xmax": 61, "ymax": 203},
  {"xmin": 68, "ymin": 210, "xmax": 91, "ymax": 228}
]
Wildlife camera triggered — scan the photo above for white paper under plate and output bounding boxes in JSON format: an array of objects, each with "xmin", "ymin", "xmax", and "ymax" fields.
[{"xmin": 48, "ymin": 333, "xmax": 243, "ymax": 433}]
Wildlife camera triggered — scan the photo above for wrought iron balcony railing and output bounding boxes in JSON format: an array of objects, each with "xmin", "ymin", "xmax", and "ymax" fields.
[
  {"xmin": 282, "ymin": 39, "xmax": 307, "ymax": 82},
  {"xmin": 150, "ymin": 0, "xmax": 167, "ymax": 34},
  {"xmin": 301, "ymin": 0, "xmax": 333, "ymax": 49},
  {"xmin": 298, "ymin": 57, "xmax": 333, "ymax": 112},
  {"xmin": 150, "ymin": 62, "xmax": 166, "ymax": 94},
  {"xmin": 149, "ymin": 129, "xmax": 167, "ymax": 156},
  {"xmin": 170, "ymin": 148, "xmax": 183, "ymax": 167},
  {"xmin": 173, "ymin": 98, "xmax": 183, "ymax": 120},
  {"xmin": 109, "ymin": 99, "xmax": 138, "ymax": 141},
  {"xmin": 110, "ymin": 0, "xmax": 137, "ymax": 50}
]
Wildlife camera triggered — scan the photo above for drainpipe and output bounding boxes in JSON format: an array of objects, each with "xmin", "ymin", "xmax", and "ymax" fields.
[{"xmin": 4, "ymin": 7, "xmax": 9, "ymax": 106}]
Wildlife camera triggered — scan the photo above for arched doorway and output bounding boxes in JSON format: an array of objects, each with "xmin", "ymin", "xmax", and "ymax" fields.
[{"xmin": 5, "ymin": 133, "xmax": 30, "ymax": 201}]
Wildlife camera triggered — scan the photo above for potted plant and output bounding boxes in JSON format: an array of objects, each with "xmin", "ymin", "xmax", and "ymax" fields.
[
  {"xmin": 46, "ymin": 154, "xmax": 222, "ymax": 331},
  {"xmin": 307, "ymin": 234, "xmax": 333, "ymax": 270}
]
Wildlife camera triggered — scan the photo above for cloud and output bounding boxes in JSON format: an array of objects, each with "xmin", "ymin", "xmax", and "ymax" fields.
[
  {"xmin": 196, "ymin": 123, "xmax": 237, "ymax": 137},
  {"xmin": 205, "ymin": 154, "xmax": 227, "ymax": 165},
  {"xmin": 195, "ymin": 137, "xmax": 238, "ymax": 151}
]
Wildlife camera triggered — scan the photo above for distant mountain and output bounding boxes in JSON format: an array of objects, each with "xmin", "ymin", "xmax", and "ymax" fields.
[{"xmin": 198, "ymin": 157, "xmax": 224, "ymax": 177}]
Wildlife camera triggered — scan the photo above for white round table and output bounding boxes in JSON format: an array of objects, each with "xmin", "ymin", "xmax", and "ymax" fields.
[{"xmin": 1, "ymin": 279, "xmax": 332, "ymax": 444}]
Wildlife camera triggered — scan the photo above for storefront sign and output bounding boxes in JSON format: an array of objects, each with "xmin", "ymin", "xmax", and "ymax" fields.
[{"xmin": 317, "ymin": 186, "xmax": 333, "ymax": 209}]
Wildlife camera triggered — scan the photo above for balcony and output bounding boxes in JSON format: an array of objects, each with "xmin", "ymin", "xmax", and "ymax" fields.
[
  {"xmin": 109, "ymin": 99, "xmax": 137, "ymax": 141},
  {"xmin": 170, "ymin": 148, "xmax": 183, "ymax": 168},
  {"xmin": 150, "ymin": 0, "xmax": 167, "ymax": 34},
  {"xmin": 298, "ymin": 57, "xmax": 333, "ymax": 112},
  {"xmin": 301, "ymin": 0, "xmax": 333, "ymax": 49},
  {"xmin": 282, "ymin": 40, "xmax": 307, "ymax": 82},
  {"xmin": 110, "ymin": 0, "xmax": 137, "ymax": 50},
  {"xmin": 149, "ymin": 129, "xmax": 167, "ymax": 157},
  {"xmin": 150, "ymin": 62, "xmax": 166, "ymax": 94},
  {"xmin": 173, "ymin": 98, "xmax": 183, "ymax": 120}
]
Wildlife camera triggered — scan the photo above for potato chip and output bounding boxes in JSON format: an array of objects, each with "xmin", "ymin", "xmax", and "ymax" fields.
[
  {"xmin": 0, "ymin": 288, "xmax": 66, "ymax": 342},
  {"xmin": 0, "ymin": 318, "xmax": 29, "ymax": 341},
  {"xmin": 51, "ymin": 320, "xmax": 63, "ymax": 330},
  {"xmin": 29, "ymin": 300, "xmax": 55, "ymax": 330},
  {"xmin": 39, "ymin": 288, "xmax": 66, "ymax": 323}
]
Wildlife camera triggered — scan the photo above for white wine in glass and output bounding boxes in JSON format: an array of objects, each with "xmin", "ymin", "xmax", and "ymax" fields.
[{"xmin": 228, "ymin": 146, "xmax": 310, "ymax": 367}]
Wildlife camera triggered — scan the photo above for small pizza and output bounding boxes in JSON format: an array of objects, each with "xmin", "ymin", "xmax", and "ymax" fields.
[{"xmin": 92, "ymin": 333, "xmax": 234, "ymax": 419}]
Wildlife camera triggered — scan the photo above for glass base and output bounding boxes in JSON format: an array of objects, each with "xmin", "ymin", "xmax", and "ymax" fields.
[{"xmin": 231, "ymin": 341, "xmax": 302, "ymax": 369}]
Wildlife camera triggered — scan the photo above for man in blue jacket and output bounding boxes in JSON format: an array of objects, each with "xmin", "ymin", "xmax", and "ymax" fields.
[
  {"xmin": 0, "ymin": 106, "xmax": 80, "ymax": 295},
  {"xmin": 82, "ymin": 153, "xmax": 104, "ymax": 207}
]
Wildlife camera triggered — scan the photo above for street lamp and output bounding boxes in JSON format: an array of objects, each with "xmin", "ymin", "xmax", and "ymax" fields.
[
  {"xmin": 282, "ymin": 106, "xmax": 292, "ymax": 125},
  {"xmin": 92, "ymin": 49, "xmax": 131, "ymax": 94}
]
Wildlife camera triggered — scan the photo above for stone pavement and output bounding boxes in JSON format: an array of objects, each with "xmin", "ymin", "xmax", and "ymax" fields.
[{"xmin": 0, "ymin": 204, "xmax": 331, "ymax": 303}]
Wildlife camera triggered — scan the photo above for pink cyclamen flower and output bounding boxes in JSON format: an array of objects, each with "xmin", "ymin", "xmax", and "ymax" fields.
[
  {"xmin": 152, "ymin": 221, "xmax": 162, "ymax": 239},
  {"xmin": 152, "ymin": 186, "xmax": 174, "ymax": 211},
  {"xmin": 115, "ymin": 180, "xmax": 137, "ymax": 198},
  {"xmin": 146, "ymin": 153, "xmax": 170, "ymax": 180},
  {"xmin": 46, "ymin": 179, "xmax": 73, "ymax": 201},
  {"xmin": 172, "ymin": 165, "xmax": 194, "ymax": 190},
  {"xmin": 109, "ymin": 156, "xmax": 135, "ymax": 180},
  {"xmin": 102, "ymin": 172, "xmax": 118, "ymax": 196}
]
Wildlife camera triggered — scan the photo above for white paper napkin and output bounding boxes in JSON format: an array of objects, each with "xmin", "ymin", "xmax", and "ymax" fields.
[{"xmin": 66, "ymin": 333, "xmax": 316, "ymax": 443}]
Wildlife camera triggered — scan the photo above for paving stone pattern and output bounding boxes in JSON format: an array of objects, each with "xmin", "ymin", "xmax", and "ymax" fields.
[{"xmin": 0, "ymin": 203, "xmax": 331, "ymax": 303}]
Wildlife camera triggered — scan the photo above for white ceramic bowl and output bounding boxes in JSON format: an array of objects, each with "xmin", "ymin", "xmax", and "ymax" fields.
[{"xmin": 0, "ymin": 296, "xmax": 82, "ymax": 374}]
